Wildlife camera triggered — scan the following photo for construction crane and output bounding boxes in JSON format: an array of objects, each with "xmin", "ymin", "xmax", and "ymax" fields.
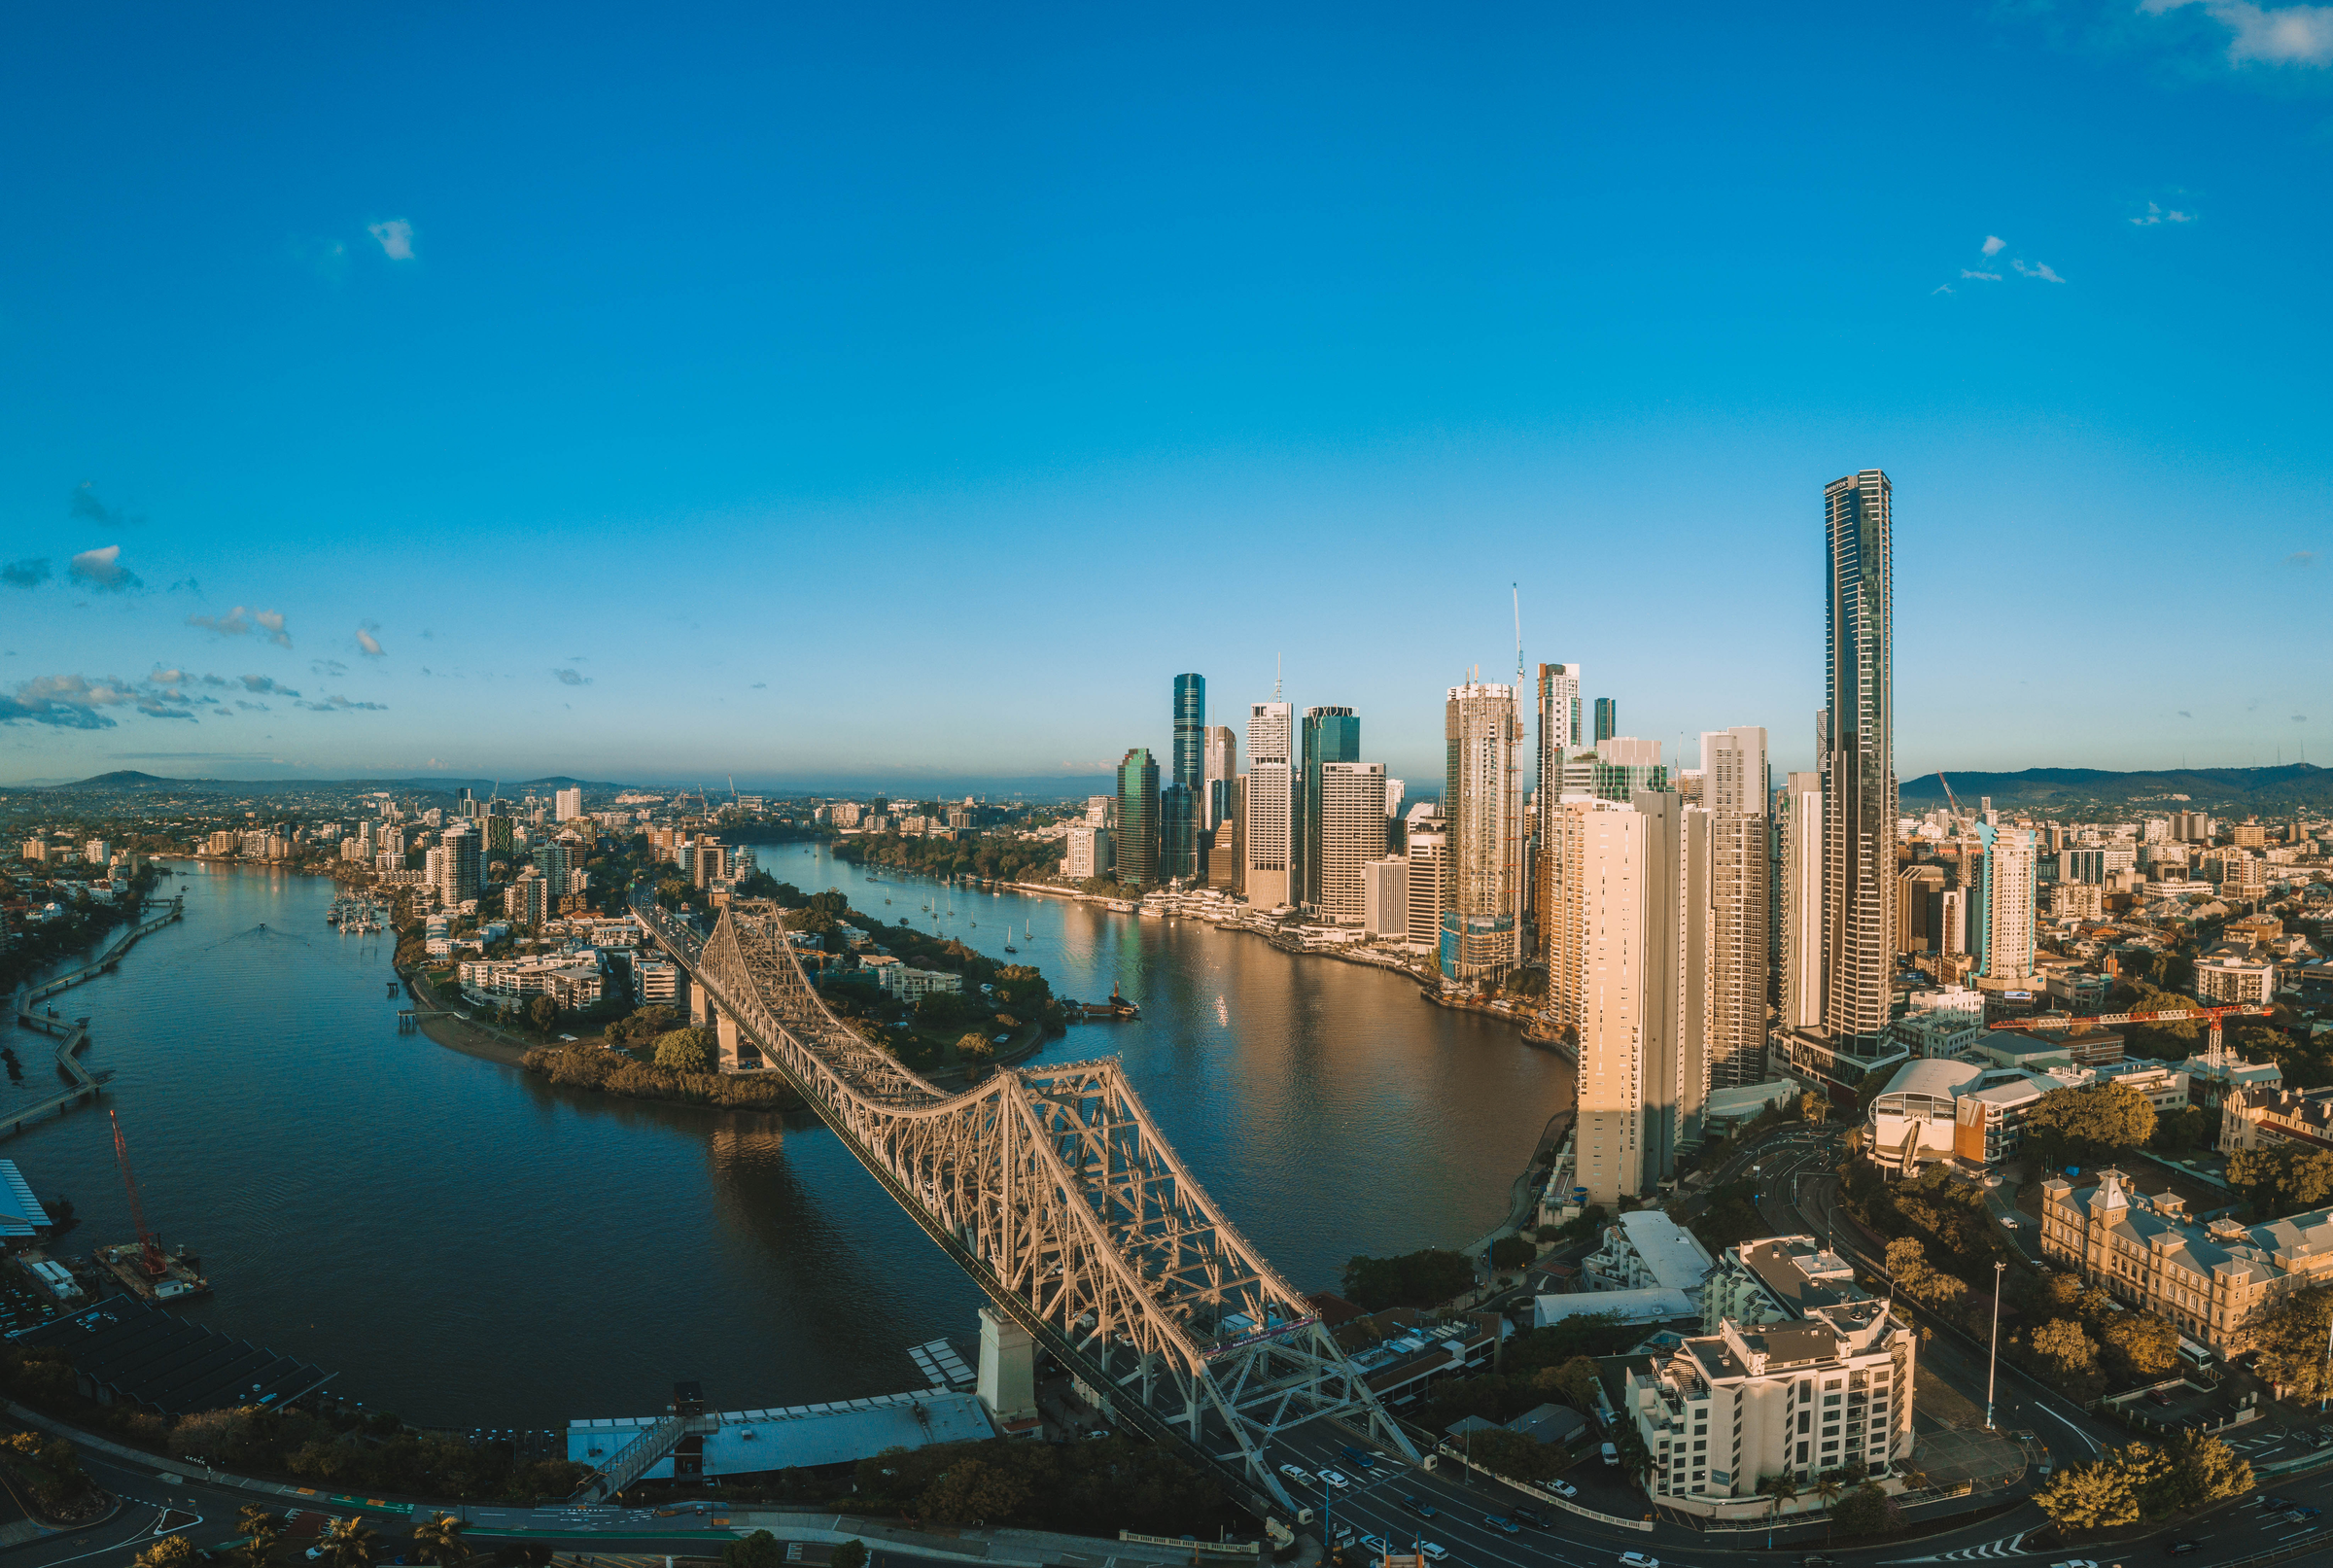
[
  {"xmin": 1991, "ymin": 1001, "xmax": 2274, "ymax": 1058},
  {"xmin": 1935, "ymin": 771, "xmax": 1965, "ymax": 820},
  {"xmin": 109, "ymin": 1110, "xmax": 167, "ymax": 1278}
]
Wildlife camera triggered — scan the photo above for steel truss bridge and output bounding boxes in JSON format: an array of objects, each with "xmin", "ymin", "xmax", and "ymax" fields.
[{"xmin": 628, "ymin": 891, "xmax": 1415, "ymax": 1512}]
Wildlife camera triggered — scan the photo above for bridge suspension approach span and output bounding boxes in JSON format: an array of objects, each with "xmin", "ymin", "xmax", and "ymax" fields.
[{"xmin": 630, "ymin": 892, "xmax": 1416, "ymax": 1511}]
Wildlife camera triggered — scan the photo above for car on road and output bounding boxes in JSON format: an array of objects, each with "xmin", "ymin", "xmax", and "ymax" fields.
[
  {"xmin": 1618, "ymin": 1554, "xmax": 1659, "ymax": 1568},
  {"xmin": 1418, "ymin": 1545, "xmax": 1448, "ymax": 1562},
  {"xmin": 2048, "ymin": 1559, "xmax": 2099, "ymax": 1568},
  {"xmin": 1802, "ymin": 1556, "xmax": 1836, "ymax": 1568},
  {"xmin": 2001, "ymin": 1215, "xmax": 2021, "ymax": 1228},
  {"xmin": 1513, "ymin": 1505, "xmax": 1553, "ymax": 1525},
  {"xmin": 1401, "ymin": 1495, "xmax": 1438, "ymax": 1518},
  {"xmin": 1280, "ymin": 1464, "xmax": 1314, "ymax": 1483},
  {"xmin": 2260, "ymin": 1496, "xmax": 2293, "ymax": 1511},
  {"xmin": 1343, "ymin": 1446, "xmax": 1380, "ymax": 1470},
  {"xmin": 1482, "ymin": 1514, "xmax": 1520, "ymax": 1534},
  {"xmin": 1360, "ymin": 1536, "xmax": 1390, "ymax": 1554},
  {"xmin": 2284, "ymin": 1506, "xmax": 2323, "ymax": 1520},
  {"xmin": 1320, "ymin": 1469, "xmax": 1352, "ymax": 1489},
  {"xmin": 2167, "ymin": 1543, "xmax": 2201, "ymax": 1555}
]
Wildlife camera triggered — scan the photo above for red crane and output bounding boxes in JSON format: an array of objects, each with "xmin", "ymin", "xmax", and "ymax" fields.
[
  {"xmin": 108, "ymin": 1110, "xmax": 167, "ymax": 1278},
  {"xmin": 1991, "ymin": 1001, "xmax": 2272, "ymax": 1057}
]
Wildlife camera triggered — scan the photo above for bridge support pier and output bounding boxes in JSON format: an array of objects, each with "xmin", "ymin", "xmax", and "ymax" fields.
[
  {"xmin": 977, "ymin": 1307, "xmax": 1037, "ymax": 1430},
  {"xmin": 714, "ymin": 1010, "xmax": 754, "ymax": 1071},
  {"xmin": 687, "ymin": 982, "xmax": 711, "ymax": 1028}
]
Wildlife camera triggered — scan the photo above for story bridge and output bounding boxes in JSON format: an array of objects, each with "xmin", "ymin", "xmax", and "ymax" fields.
[{"xmin": 610, "ymin": 890, "xmax": 1415, "ymax": 1512}]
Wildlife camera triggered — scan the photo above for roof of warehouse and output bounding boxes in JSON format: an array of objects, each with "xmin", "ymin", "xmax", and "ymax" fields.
[{"xmin": 14, "ymin": 1297, "xmax": 333, "ymax": 1414}]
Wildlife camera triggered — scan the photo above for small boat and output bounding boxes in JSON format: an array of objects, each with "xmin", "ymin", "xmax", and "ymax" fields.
[{"xmin": 1003, "ymin": 944, "xmax": 1017, "ymax": 954}]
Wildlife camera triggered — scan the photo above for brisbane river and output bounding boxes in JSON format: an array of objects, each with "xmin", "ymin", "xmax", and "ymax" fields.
[{"xmin": 4, "ymin": 846, "xmax": 1571, "ymax": 1429}]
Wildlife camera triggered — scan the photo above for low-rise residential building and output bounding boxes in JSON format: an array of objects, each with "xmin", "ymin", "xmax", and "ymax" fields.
[
  {"xmin": 457, "ymin": 955, "xmax": 604, "ymax": 1009},
  {"xmin": 878, "ymin": 963, "xmax": 963, "ymax": 1000},
  {"xmin": 1623, "ymin": 1298, "xmax": 1914, "ymax": 1501},
  {"xmin": 1700, "ymin": 1236, "xmax": 1863, "ymax": 1333},
  {"xmin": 635, "ymin": 957, "xmax": 680, "ymax": 1006},
  {"xmin": 2039, "ymin": 1167, "xmax": 2333, "ymax": 1353},
  {"xmin": 2180, "ymin": 1046, "xmax": 2282, "ymax": 1109},
  {"xmin": 1584, "ymin": 1211, "xmax": 1718, "ymax": 1304}
]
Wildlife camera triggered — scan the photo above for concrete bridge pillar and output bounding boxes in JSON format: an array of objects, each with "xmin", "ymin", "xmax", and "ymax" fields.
[
  {"xmin": 977, "ymin": 1307, "xmax": 1037, "ymax": 1428},
  {"xmin": 715, "ymin": 1011, "xmax": 743, "ymax": 1072},
  {"xmin": 687, "ymin": 980, "xmax": 710, "ymax": 1027}
]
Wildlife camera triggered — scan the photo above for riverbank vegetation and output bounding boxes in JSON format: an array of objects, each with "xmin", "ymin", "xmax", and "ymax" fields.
[
  {"xmin": 1341, "ymin": 1249, "xmax": 1476, "ymax": 1310},
  {"xmin": 522, "ymin": 1040, "xmax": 804, "ymax": 1111},
  {"xmin": 0, "ymin": 1346, "xmax": 589, "ymax": 1503},
  {"xmin": 0, "ymin": 862, "xmax": 162, "ymax": 993},
  {"xmin": 847, "ymin": 1435, "xmax": 1237, "ymax": 1537},
  {"xmin": 834, "ymin": 831, "xmax": 1063, "ymax": 886}
]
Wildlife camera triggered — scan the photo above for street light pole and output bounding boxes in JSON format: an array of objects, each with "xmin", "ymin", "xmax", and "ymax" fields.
[{"xmin": 1985, "ymin": 1261, "xmax": 2007, "ymax": 1431}]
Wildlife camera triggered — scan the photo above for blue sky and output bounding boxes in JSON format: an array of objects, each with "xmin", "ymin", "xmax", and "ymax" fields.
[{"xmin": 3, "ymin": 2, "xmax": 2327, "ymax": 792}]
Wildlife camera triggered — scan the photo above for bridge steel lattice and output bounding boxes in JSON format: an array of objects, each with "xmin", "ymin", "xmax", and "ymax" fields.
[{"xmin": 632, "ymin": 892, "xmax": 1416, "ymax": 1511}]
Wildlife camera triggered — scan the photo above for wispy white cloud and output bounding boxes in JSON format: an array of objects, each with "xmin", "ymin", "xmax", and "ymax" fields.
[
  {"xmin": 1981, "ymin": 234, "xmax": 2006, "ymax": 257},
  {"xmin": 356, "ymin": 621, "xmax": 386, "ymax": 657},
  {"xmin": 2289, "ymin": 549, "xmax": 2319, "ymax": 567},
  {"xmin": 367, "ymin": 219, "xmax": 416, "ymax": 261},
  {"xmin": 296, "ymin": 693, "xmax": 390, "ymax": 713},
  {"xmin": 188, "ymin": 606, "xmax": 293, "ymax": 648},
  {"xmin": 1961, "ymin": 269, "xmax": 2003, "ymax": 282},
  {"xmin": 2013, "ymin": 259, "xmax": 2068, "ymax": 283},
  {"xmin": 2142, "ymin": 0, "xmax": 2333, "ymax": 67},
  {"xmin": 2132, "ymin": 200, "xmax": 2199, "ymax": 226},
  {"xmin": 69, "ymin": 544, "xmax": 143, "ymax": 592}
]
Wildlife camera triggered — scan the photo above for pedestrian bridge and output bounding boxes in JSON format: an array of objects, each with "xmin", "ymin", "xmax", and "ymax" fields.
[{"xmin": 629, "ymin": 892, "xmax": 1412, "ymax": 1511}]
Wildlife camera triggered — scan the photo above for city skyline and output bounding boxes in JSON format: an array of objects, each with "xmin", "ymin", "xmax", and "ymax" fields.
[{"xmin": 5, "ymin": 7, "xmax": 2329, "ymax": 784}]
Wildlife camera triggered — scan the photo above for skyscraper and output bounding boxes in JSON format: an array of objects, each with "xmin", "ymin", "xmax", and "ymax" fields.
[
  {"xmin": 1593, "ymin": 698, "xmax": 1618, "ymax": 744},
  {"xmin": 554, "ymin": 786, "xmax": 583, "ymax": 821},
  {"xmin": 1821, "ymin": 470, "xmax": 1897, "ymax": 1050},
  {"xmin": 1574, "ymin": 802, "xmax": 1647, "ymax": 1204},
  {"xmin": 1316, "ymin": 761, "xmax": 1387, "ymax": 923},
  {"xmin": 1700, "ymin": 727, "xmax": 1769, "ymax": 816},
  {"xmin": 1589, "ymin": 737, "xmax": 1667, "ymax": 802},
  {"xmin": 1244, "ymin": 701, "xmax": 1295, "ymax": 909},
  {"xmin": 1201, "ymin": 724, "xmax": 1237, "ymax": 831},
  {"xmin": 1172, "ymin": 674, "xmax": 1205, "ymax": 796},
  {"xmin": 1968, "ymin": 822, "xmax": 2037, "ymax": 981},
  {"xmin": 1536, "ymin": 662, "xmax": 1583, "ymax": 790},
  {"xmin": 1299, "ymin": 706, "xmax": 1361, "ymax": 913},
  {"xmin": 1780, "ymin": 771, "xmax": 1824, "ymax": 1033},
  {"xmin": 1699, "ymin": 725, "xmax": 1771, "ymax": 1095},
  {"xmin": 1116, "ymin": 749, "xmax": 1161, "ymax": 889},
  {"xmin": 1442, "ymin": 680, "xmax": 1523, "ymax": 980},
  {"xmin": 1161, "ymin": 782, "xmax": 1197, "ymax": 885},
  {"xmin": 1405, "ymin": 816, "xmax": 1447, "ymax": 950}
]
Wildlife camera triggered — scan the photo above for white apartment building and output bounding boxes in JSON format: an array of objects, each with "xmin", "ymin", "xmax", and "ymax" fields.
[
  {"xmin": 1574, "ymin": 803, "xmax": 1649, "ymax": 1204},
  {"xmin": 1625, "ymin": 1300, "xmax": 1914, "ymax": 1501},
  {"xmin": 1699, "ymin": 727, "xmax": 1768, "ymax": 815},
  {"xmin": 1316, "ymin": 761, "xmax": 1388, "ymax": 924},
  {"xmin": 877, "ymin": 964, "xmax": 965, "ymax": 1000},
  {"xmin": 635, "ymin": 958, "xmax": 681, "ymax": 1006},
  {"xmin": 1887, "ymin": 987, "xmax": 1986, "ymax": 1059},
  {"xmin": 1779, "ymin": 771, "xmax": 1823, "ymax": 1032},
  {"xmin": 1362, "ymin": 856, "xmax": 1408, "ymax": 939},
  {"xmin": 1062, "ymin": 822, "xmax": 1113, "ymax": 881},
  {"xmin": 1245, "ymin": 700, "xmax": 1296, "ymax": 911},
  {"xmin": 1584, "ymin": 1210, "xmax": 1717, "ymax": 1304},
  {"xmin": 457, "ymin": 955, "xmax": 604, "ymax": 1009},
  {"xmin": 2198, "ymin": 953, "xmax": 2276, "ymax": 1005},
  {"xmin": 554, "ymin": 787, "xmax": 583, "ymax": 821},
  {"xmin": 1700, "ymin": 1236, "xmax": 1863, "ymax": 1333},
  {"xmin": 1971, "ymin": 822, "xmax": 2037, "ymax": 981}
]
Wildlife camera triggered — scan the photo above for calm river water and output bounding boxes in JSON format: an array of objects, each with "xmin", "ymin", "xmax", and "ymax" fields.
[{"xmin": 3, "ymin": 848, "xmax": 1569, "ymax": 1429}]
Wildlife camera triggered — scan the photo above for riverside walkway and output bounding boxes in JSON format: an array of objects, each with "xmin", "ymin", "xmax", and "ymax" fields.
[{"xmin": 5, "ymin": 896, "xmax": 183, "ymax": 1135}]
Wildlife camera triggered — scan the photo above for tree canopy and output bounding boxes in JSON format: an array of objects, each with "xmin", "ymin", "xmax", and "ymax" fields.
[
  {"xmin": 1341, "ymin": 1248, "xmax": 1476, "ymax": 1310},
  {"xmin": 2036, "ymin": 1435, "xmax": 2250, "ymax": 1531},
  {"xmin": 652, "ymin": 1028, "xmax": 715, "ymax": 1073},
  {"xmin": 2022, "ymin": 1082, "xmax": 2157, "ymax": 1167},
  {"xmin": 2227, "ymin": 1144, "xmax": 2333, "ymax": 1219}
]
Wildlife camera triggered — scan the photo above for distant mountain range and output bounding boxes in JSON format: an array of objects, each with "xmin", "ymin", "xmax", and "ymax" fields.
[{"xmin": 1901, "ymin": 764, "xmax": 2333, "ymax": 812}]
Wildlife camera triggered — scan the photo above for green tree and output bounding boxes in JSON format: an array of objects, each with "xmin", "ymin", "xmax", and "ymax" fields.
[
  {"xmin": 1541, "ymin": 1355, "xmax": 1601, "ymax": 1412},
  {"xmin": 955, "ymin": 1029, "xmax": 996, "ymax": 1059},
  {"xmin": 135, "ymin": 1539, "xmax": 201, "ymax": 1568},
  {"xmin": 2100, "ymin": 1311, "xmax": 2179, "ymax": 1380},
  {"xmin": 411, "ymin": 1514, "xmax": 470, "ymax": 1566},
  {"xmin": 723, "ymin": 1531, "xmax": 784, "ymax": 1568},
  {"xmin": 2228, "ymin": 1145, "xmax": 2333, "ymax": 1218},
  {"xmin": 1489, "ymin": 1235, "xmax": 1537, "ymax": 1271},
  {"xmin": 918, "ymin": 1456, "xmax": 1032, "ymax": 1523},
  {"xmin": 1828, "ymin": 1481, "xmax": 1895, "ymax": 1538},
  {"xmin": 829, "ymin": 1543, "xmax": 868, "ymax": 1568},
  {"xmin": 527, "ymin": 994, "xmax": 559, "ymax": 1032},
  {"xmin": 1797, "ymin": 1090, "xmax": 1829, "ymax": 1123},
  {"xmin": 2037, "ymin": 1457, "xmax": 2140, "ymax": 1531},
  {"xmin": 322, "ymin": 1516, "xmax": 377, "ymax": 1568},
  {"xmin": 1341, "ymin": 1249, "xmax": 1478, "ymax": 1310},
  {"xmin": 2032, "ymin": 1318, "xmax": 2100, "ymax": 1383},
  {"xmin": 2023, "ymin": 1082, "xmax": 2157, "ymax": 1167},
  {"xmin": 653, "ymin": 1028, "xmax": 715, "ymax": 1072},
  {"xmin": 238, "ymin": 1508, "xmax": 283, "ymax": 1568},
  {"xmin": 2247, "ymin": 1284, "xmax": 2333, "ymax": 1400},
  {"xmin": 2161, "ymin": 1431, "xmax": 2252, "ymax": 1513},
  {"xmin": 1610, "ymin": 1426, "xmax": 1654, "ymax": 1485}
]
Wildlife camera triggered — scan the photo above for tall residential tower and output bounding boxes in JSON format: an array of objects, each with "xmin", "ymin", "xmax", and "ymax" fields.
[{"xmin": 1821, "ymin": 470, "xmax": 1897, "ymax": 1050}]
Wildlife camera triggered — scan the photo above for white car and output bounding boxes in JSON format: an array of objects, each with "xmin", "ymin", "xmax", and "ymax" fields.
[
  {"xmin": 1619, "ymin": 1554, "xmax": 1659, "ymax": 1568},
  {"xmin": 1546, "ymin": 1480, "xmax": 1578, "ymax": 1499},
  {"xmin": 1361, "ymin": 1536, "xmax": 1390, "ymax": 1554},
  {"xmin": 1320, "ymin": 1468, "xmax": 1352, "ymax": 1489},
  {"xmin": 1419, "ymin": 1545, "xmax": 1448, "ymax": 1562},
  {"xmin": 2047, "ymin": 1560, "xmax": 2099, "ymax": 1568},
  {"xmin": 1280, "ymin": 1463, "xmax": 1314, "ymax": 1483}
]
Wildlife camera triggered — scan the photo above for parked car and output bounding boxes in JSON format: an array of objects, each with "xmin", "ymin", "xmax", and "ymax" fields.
[
  {"xmin": 1401, "ymin": 1496, "xmax": 1438, "ymax": 1518},
  {"xmin": 1280, "ymin": 1464, "xmax": 1314, "ymax": 1483},
  {"xmin": 1320, "ymin": 1469, "xmax": 1352, "ymax": 1490},
  {"xmin": 1482, "ymin": 1515, "xmax": 1520, "ymax": 1534},
  {"xmin": 2147, "ymin": 1389, "xmax": 2175, "ymax": 1407},
  {"xmin": 1545, "ymin": 1481, "xmax": 1579, "ymax": 1499},
  {"xmin": 1618, "ymin": 1554, "xmax": 1660, "ymax": 1568}
]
